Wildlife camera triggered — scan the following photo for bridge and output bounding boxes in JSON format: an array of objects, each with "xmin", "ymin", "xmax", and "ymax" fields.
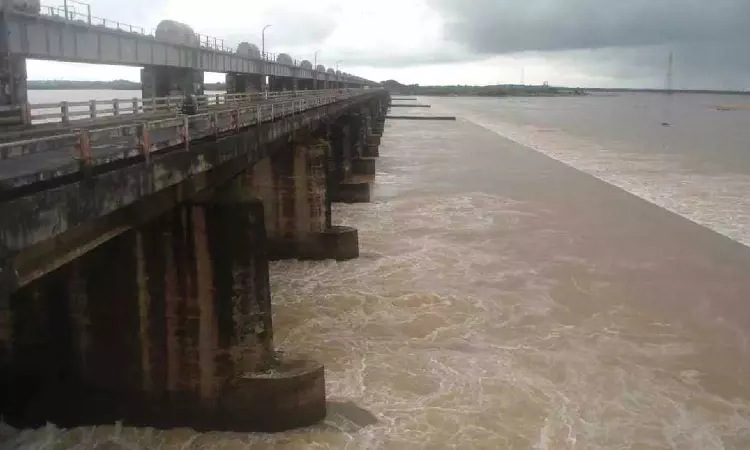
[
  {"xmin": 0, "ymin": 1, "xmax": 391, "ymax": 432},
  {"xmin": 0, "ymin": 0, "xmax": 379, "ymax": 125},
  {"xmin": 0, "ymin": 85, "xmax": 390, "ymax": 432}
]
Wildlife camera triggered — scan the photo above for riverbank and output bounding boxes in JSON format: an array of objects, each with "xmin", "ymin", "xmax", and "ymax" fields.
[{"xmin": 418, "ymin": 91, "xmax": 584, "ymax": 97}]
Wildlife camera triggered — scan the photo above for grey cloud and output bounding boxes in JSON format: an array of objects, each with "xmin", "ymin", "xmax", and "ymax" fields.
[
  {"xmin": 213, "ymin": 12, "xmax": 336, "ymax": 55},
  {"xmin": 257, "ymin": 11, "xmax": 336, "ymax": 47},
  {"xmin": 543, "ymin": 40, "xmax": 750, "ymax": 90},
  {"xmin": 329, "ymin": 49, "xmax": 482, "ymax": 69},
  {"xmin": 429, "ymin": 0, "xmax": 750, "ymax": 54},
  {"xmin": 429, "ymin": 0, "xmax": 750, "ymax": 89}
]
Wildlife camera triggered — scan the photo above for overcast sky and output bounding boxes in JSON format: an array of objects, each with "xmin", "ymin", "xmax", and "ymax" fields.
[{"xmin": 27, "ymin": 0, "xmax": 750, "ymax": 89}]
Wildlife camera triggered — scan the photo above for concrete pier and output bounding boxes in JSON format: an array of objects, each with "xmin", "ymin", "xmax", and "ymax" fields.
[
  {"xmin": 332, "ymin": 181, "xmax": 372, "ymax": 203},
  {"xmin": 352, "ymin": 157, "xmax": 377, "ymax": 176},
  {"xmin": 2, "ymin": 187, "xmax": 325, "ymax": 431},
  {"xmin": 141, "ymin": 66, "xmax": 205, "ymax": 98},
  {"xmin": 364, "ymin": 135, "xmax": 381, "ymax": 157},
  {"xmin": 240, "ymin": 139, "xmax": 360, "ymax": 261},
  {"xmin": 226, "ymin": 73, "xmax": 265, "ymax": 93},
  {"xmin": 326, "ymin": 110, "xmax": 385, "ymax": 203},
  {"xmin": 269, "ymin": 76, "xmax": 298, "ymax": 92},
  {"xmin": 0, "ymin": 54, "xmax": 27, "ymax": 126}
]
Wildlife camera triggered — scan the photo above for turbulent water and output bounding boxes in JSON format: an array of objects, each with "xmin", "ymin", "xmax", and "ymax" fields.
[
  {"xmin": 427, "ymin": 94, "xmax": 750, "ymax": 247},
  {"xmin": 4, "ymin": 93, "xmax": 750, "ymax": 449}
]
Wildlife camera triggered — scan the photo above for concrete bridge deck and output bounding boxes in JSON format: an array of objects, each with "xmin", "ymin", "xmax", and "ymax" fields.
[
  {"xmin": 1, "ymin": 87, "xmax": 385, "ymax": 269},
  {"xmin": 0, "ymin": 89, "xmax": 365, "ymax": 189}
]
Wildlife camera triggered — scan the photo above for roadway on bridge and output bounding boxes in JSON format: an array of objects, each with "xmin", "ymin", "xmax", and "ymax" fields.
[{"xmin": 0, "ymin": 90, "xmax": 359, "ymax": 192}]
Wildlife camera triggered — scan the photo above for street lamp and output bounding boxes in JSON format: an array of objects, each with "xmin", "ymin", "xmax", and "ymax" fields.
[
  {"xmin": 313, "ymin": 50, "xmax": 321, "ymax": 90},
  {"xmin": 262, "ymin": 24, "xmax": 273, "ymax": 60},
  {"xmin": 262, "ymin": 24, "xmax": 273, "ymax": 98},
  {"xmin": 336, "ymin": 60, "xmax": 343, "ymax": 71}
]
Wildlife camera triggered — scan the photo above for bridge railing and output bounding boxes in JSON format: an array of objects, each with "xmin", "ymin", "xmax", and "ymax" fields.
[
  {"xmin": 25, "ymin": 89, "xmax": 350, "ymax": 125},
  {"xmin": 1, "ymin": 89, "xmax": 381, "ymax": 169},
  {"xmin": 40, "ymin": 0, "xmax": 146, "ymax": 34}
]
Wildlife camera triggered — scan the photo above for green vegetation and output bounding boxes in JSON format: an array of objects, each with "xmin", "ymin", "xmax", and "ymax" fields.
[{"xmin": 381, "ymin": 80, "xmax": 585, "ymax": 97}]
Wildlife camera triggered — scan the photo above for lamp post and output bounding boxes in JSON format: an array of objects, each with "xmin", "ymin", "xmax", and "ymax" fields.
[
  {"xmin": 314, "ymin": 50, "xmax": 321, "ymax": 90},
  {"xmin": 261, "ymin": 24, "xmax": 273, "ymax": 60},
  {"xmin": 335, "ymin": 61, "xmax": 343, "ymax": 88},
  {"xmin": 261, "ymin": 24, "xmax": 272, "ymax": 98}
]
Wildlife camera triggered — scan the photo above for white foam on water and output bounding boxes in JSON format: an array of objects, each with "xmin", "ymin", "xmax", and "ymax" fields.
[{"xmin": 428, "ymin": 100, "xmax": 750, "ymax": 247}]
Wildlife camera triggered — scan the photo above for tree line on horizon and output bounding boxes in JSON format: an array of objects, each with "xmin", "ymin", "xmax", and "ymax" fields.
[{"xmin": 380, "ymin": 79, "xmax": 584, "ymax": 97}]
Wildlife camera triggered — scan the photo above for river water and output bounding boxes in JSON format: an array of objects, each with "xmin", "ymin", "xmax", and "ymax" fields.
[{"xmin": 4, "ymin": 92, "xmax": 750, "ymax": 449}]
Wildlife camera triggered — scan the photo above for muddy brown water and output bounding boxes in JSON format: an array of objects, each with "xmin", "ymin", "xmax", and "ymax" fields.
[{"xmin": 3, "ymin": 94, "xmax": 750, "ymax": 449}]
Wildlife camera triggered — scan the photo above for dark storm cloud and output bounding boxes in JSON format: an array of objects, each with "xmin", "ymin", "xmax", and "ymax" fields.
[
  {"xmin": 429, "ymin": 0, "xmax": 750, "ymax": 54},
  {"xmin": 535, "ymin": 37, "xmax": 750, "ymax": 89},
  {"xmin": 329, "ymin": 50, "xmax": 479, "ymax": 68},
  {"xmin": 427, "ymin": 0, "xmax": 750, "ymax": 89}
]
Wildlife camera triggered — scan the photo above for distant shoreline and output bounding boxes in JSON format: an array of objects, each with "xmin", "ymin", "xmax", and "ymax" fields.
[
  {"xmin": 381, "ymin": 79, "xmax": 750, "ymax": 97},
  {"xmin": 389, "ymin": 89, "xmax": 750, "ymax": 98},
  {"xmin": 386, "ymin": 85, "xmax": 585, "ymax": 97},
  {"xmin": 585, "ymin": 88, "xmax": 750, "ymax": 95},
  {"xmin": 414, "ymin": 92, "xmax": 584, "ymax": 98}
]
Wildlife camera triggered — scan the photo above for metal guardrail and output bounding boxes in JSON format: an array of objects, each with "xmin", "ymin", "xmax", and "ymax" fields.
[
  {"xmin": 0, "ymin": 88, "xmax": 380, "ymax": 168},
  {"xmin": 40, "ymin": 0, "xmax": 146, "ymax": 34},
  {"xmin": 24, "ymin": 89, "xmax": 340, "ymax": 125}
]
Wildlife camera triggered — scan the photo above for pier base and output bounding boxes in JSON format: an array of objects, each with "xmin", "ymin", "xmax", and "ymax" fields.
[
  {"xmin": 269, "ymin": 226, "xmax": 359, "ymax": 261},
  {"xmin": 314, "ymin": 226, "xmax": 360, "ymax": 261},
  {"xmin": 3, "ymin": 193, "xmax": 327, "ymax": 432},
  {"xmin": 363, "ymin": 145, "xmax": 379, "ymax": 158},
  {"xmin": 332, "ymin": 181, "xmax": 371, "ymax": 203},
  {"xmin": 219, "ymin": 358, "xmax": 326, "ymax": 432},
  {"xmin": 367, "ymin": 135, "xmax": 382, "ymax": 147},
  {"xmin": 352, "ymin": 157, "xmax": 376, "ymax": 176}
]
